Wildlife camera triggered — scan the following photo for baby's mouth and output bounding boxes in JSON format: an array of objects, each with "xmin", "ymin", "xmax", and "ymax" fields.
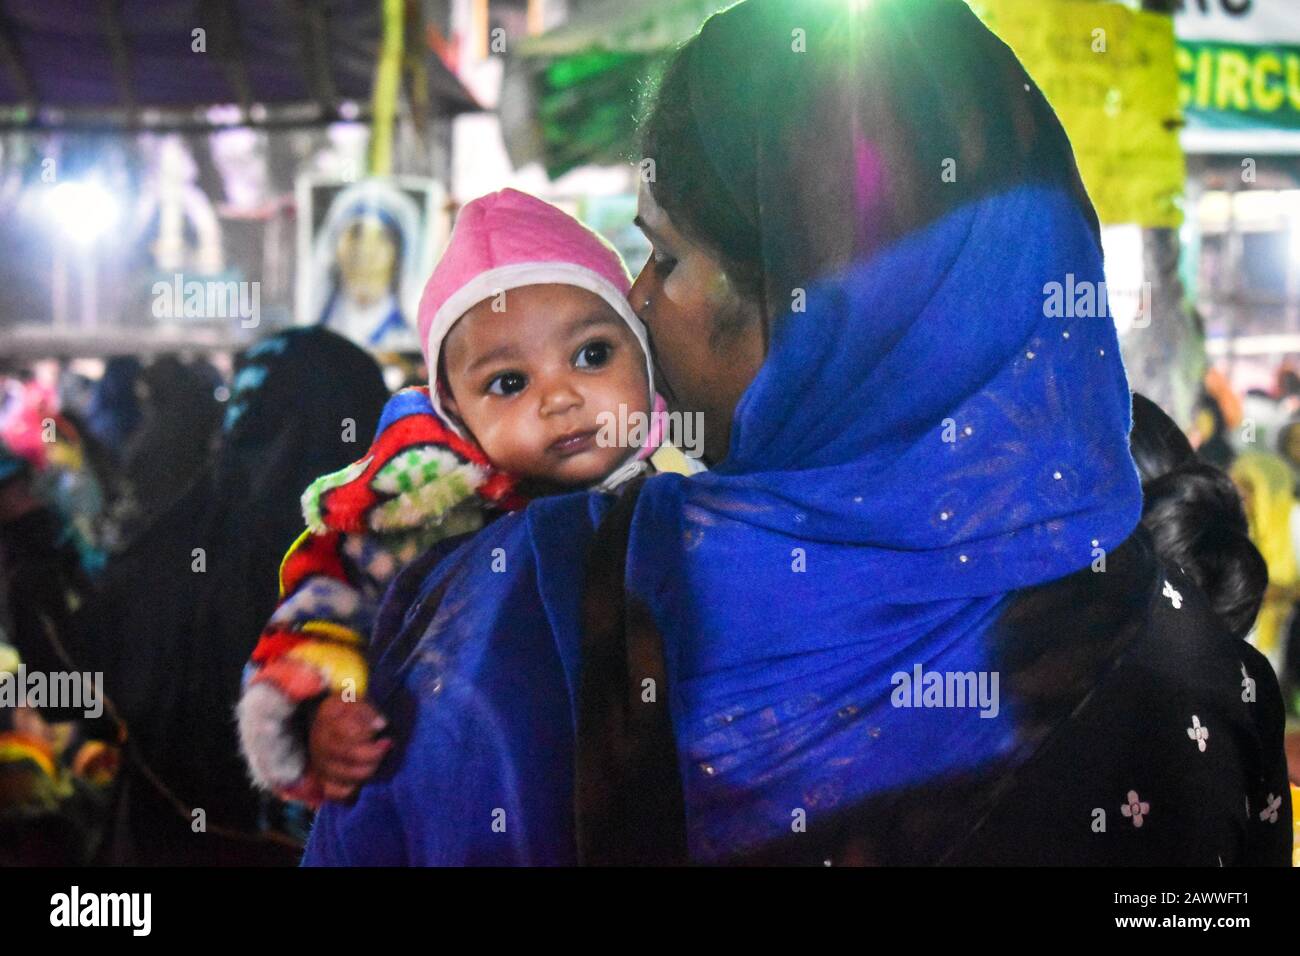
[{"xmin": 548, "ymin": 428, "xmax": 599, "ymax": 458}]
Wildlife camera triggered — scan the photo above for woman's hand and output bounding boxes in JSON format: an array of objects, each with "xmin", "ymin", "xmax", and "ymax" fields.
[{"xmin": 308, "ymin": 695, "xmax": 392, "ymax": 801}]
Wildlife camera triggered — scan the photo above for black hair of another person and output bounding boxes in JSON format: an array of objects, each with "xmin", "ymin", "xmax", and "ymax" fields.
[{"xmin": 1130, "ymin": 392, "xmax": 1267, "ymax": 640}]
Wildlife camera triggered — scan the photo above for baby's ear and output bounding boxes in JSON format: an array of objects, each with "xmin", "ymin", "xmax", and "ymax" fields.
[
  {"xmin": 432, "ymin": 362, "xmax": 461, "ymax": 420},
  {"xmin": 439, "ymin": 388, "xmax": 467, "ymax": 431}
]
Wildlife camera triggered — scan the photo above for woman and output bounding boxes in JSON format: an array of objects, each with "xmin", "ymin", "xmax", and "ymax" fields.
[
  {"xmin": 85, "ymin": 356, "xmax": 144, "ymax": 464},
  {"xmin": 113, "ymin": 355, "xmax": 223, "ymax": 544},
  {"xmin": 303, "ymin": 0, "xmax": 1291, "ymax": 865},
  {"xmin": 308, "ymin": 180, "xmax": 424, "ymax": 350},
  {"xmin": 80, "ymin": 328, "xmax": 389, "ymax": 864}
]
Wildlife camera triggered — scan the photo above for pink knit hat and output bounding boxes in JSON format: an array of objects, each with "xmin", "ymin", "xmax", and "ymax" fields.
[{"xmin": 417, "ymin": 188, "xmax": 654, "ymax": 435}]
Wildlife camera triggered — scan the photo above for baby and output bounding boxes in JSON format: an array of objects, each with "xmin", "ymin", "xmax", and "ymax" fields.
[{"xmin": 238, "ymin": 189, "xmax": 697, "ymax": 804}]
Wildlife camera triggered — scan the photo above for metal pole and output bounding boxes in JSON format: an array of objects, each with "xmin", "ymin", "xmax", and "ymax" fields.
[
  {"xmin": 81, "ymin": 247, "xmax": 97, "ymax": 330},
  {"xmin": 51, "ymin": 237, "xmax": 67, "ymax": 329}
]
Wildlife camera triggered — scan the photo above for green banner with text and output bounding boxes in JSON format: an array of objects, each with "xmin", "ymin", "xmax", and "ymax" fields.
[
  {"xmin": 1175, "ymin": 0, "xmax": 1300, "ymax": 144},
  {"xmin": 1177, "ymin": 40, "xmax": 1300, "ymax": 132}
]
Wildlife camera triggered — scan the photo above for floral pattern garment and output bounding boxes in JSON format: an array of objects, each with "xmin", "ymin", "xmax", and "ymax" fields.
[{"xmin": 747, "ymin": 526, "xmax": 1295, "ymax": 866}]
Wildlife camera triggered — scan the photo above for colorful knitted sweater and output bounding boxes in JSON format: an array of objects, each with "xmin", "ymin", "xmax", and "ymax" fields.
[{"xmin": 238, "ymin": 387, "xmax": 696, "ymax": 804}]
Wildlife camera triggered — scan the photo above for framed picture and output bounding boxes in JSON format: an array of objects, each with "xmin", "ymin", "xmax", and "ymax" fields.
[{"xmin": 295, "ymin": 175, "xmax": 448, "ymax": 353}]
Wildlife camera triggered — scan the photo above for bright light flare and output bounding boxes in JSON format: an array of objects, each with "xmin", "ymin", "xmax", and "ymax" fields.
[{"xmin": 46, "ymin": 179, "xmax": 120, "ymax": 244}]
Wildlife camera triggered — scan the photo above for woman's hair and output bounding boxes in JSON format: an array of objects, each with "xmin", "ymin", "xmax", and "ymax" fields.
[
  {"xmin": 637, "ymin": 0, "xmax": 1099, "ymax": 332},
  {"xmin": 638, "ymin": 47, "xmax": 766, "ymax": 306},
  {"xmin": 1130, "ymin": 393, "xmax": 1266, "ymax": 639},
  {"xmin": 1130, "ymin": 391, "xmax": 1196, "ymax": 484}
]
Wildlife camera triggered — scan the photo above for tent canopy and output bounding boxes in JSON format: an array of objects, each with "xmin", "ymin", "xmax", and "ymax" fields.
[{"xmin": 0, "ymin": 0, "xmax": 479, "ymax": 129}]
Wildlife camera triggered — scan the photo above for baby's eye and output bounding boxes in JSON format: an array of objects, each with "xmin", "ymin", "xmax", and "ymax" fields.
[
  {"xmin": 574, "ymin": 340, "xmax": 612, "ymax": 369},
  {"xmin": 486, "ymin": 371, "xmax": 527, "ymax": 396}
]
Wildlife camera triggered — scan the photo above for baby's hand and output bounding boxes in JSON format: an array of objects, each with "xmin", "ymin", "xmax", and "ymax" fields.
[{"xmin": 308, "ymin": 696, "xmax": 392, "ymax": 801}]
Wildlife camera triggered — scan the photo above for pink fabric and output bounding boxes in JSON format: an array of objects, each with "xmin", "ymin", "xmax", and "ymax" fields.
[
  {"xmin": 1, "ymin": 380, "xmax": 59, "ymax": 468},
  {"xmin": 417, "ymin": 188, "xmax": 633, "ymax": 372},
  {"xmin": 636, "ymin": 392, "xmax": 669, "ymax": 462}
]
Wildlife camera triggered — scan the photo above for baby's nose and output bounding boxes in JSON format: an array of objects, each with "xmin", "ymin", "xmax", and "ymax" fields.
[{"xmin": 540, "ymin": 382, "xmax": 583, "ymax": 415}]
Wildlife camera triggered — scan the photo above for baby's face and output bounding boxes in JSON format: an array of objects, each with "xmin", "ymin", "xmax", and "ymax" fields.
[{"xmin": 441, "ymin": 284, "xmax": 650, "ymax": 488}]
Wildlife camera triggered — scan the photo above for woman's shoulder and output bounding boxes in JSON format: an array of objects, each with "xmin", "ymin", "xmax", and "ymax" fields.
[
  {"xmin": 1136, "ymin": 556, "xmax": 1266, "ymax": 677},
  {"xmin": 961, "ymin": 524, "xmax": 1292, "ymax": 864},
  {"xmin": 307, "ymin": 492, "xmax": 614, "ymax": 865},
  {"xmin": 1128, "ymin": 554, "xmax": 1288, "ymax": 799},
  {"xmin": 994, "ymin": 523, "xmax": 1281, "ymax": 735},
  {"xmin": 366, "ymin": 491, "xmax": 614, "ymax": 702},
  {"xmin": 997, "ymin": 524, "xmax": 1258, "ymax": 683},
  {"xmin": 1101, "ymin": 531, "xmax": 1282, "ymax": 724}
]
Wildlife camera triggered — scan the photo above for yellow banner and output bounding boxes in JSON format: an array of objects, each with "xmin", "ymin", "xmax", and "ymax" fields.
[{"xmin": 969, "ymin": 0, "xmax": 1185, "ymax": 228}]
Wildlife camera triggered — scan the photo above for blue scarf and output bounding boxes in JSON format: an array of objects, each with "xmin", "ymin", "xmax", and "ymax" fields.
[
  {"xmin": 625, "ymin": 183, "xmax": 1142, "ymax": 860},
  {"xmin": 302, "ymin": 183, "xmax": 1142, "ymax": 865}
]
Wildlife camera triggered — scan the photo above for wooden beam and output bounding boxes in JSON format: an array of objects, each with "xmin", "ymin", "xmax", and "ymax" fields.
[
  {"xmin": 290, "ymin": 0, "xmax": 337, "ymax": 115},
  {"xmin": 404, "ymin": 0, "xmax": 430, "ymax": 138},
  {"xmin": 0, "ymin": 8, "xmax": 36, "ymax": 106},
  {"xmin": 99, "ymin": 0, "xmax": 136, "ymax": 115},
  {"xmin": 0, "ymin": 103, "xmax": 371, "ymax": 133},
  {"xmin": 200, "ymin": 0, "xmax": 253, "ymax": 113}
]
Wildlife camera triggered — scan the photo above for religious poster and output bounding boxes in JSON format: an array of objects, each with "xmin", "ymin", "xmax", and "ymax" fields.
[{"xmin": 296, "ymin": 176, "xmax": 447, "ymax": 352}]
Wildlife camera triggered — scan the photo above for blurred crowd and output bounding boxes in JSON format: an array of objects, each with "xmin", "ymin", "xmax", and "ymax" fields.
[
  {"xmin": 1192, "ymin": 363, "xmax": 1300, "ymax": 698},
  {"xmin": 0, "ymin": 330, "xmax": 391, "ymax": 864}
]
